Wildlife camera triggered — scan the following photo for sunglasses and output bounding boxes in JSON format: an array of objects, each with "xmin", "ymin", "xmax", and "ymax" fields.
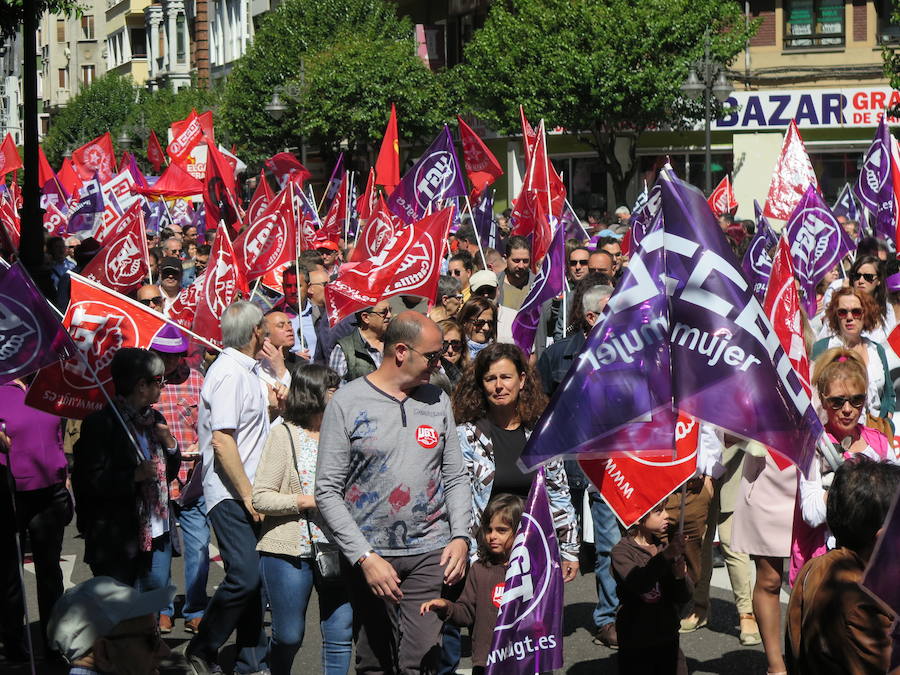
[
  {"xmin": 823, "ymin": 394, "xmax": 866, "ymax": 410},
  {"xmin": 366, "ymin": 308, "xmax": 392, "ymax": 318},
  {"xmin": 568, "ymin": 259, "xmax": 589, "ymax": 267},
  {"xmin": 836, "ymin": 307, "xmax": 863, "ymax": 319},
  {"xmin": 161, "ymin": 269, "xmax": 181, "ymax": 278},
  {"xmin": 409, "ymin": 345, "xmax": 446, "ymax": 364},
  {"xmin": 442, "ymin": 339, "xmax": 463, "ymax": 351},
  {"xmin": 138, "ymin": 296, "xmax": 163, "ymax": 307},
  {"xmin": 469, "ymin": 318, "xmax": 494, "ymax": 329},
  {"xmin": 449, "ymin": 269, "xmax": 465, "ymax": 277},
  {"xmin": 316, "ymin": 249, "xmax": 336, "ymax": 256},
  {"xmin": 850, "ymin": 272, "xmax": 878, "ymax": 283}
]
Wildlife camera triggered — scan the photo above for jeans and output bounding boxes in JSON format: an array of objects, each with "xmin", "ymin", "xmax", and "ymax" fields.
[
  {"xmin": 138, "ymin": 534, "xmax": 173, "ymax": 608},
  {"xmin": 171, "ymin": 497, "xmax": 210, "ymax": 620},
  {"xmin": 187, "ymin": 499, "xmax": 268, "ymax": 674},
  {"xmin": 259, "ymin": 554, "xmax": 352, "ymax": 675},
  {"xmin": 591, "ymin": 494, "xmax": 621, "ymax": 629}
]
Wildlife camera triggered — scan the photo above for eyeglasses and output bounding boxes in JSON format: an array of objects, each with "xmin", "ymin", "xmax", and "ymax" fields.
[
  {"xmin": 449, "ymin": 269, "xmax": 466, "ymax": 277},
  {"xmin": 408, "ymin": 345, "xmax": 446, "ymax": 364},
  {"xmin": 316, "ymin": 248, "xmax": 336, "ymax": 256},
  {"xmin": 836, "ymin": 307, "xmax": 863, "ymax": 319},
  {"xmin": 106, "ymin": 628, "xmax": 163, "ymax": 652},
  {"xmin": 366, "ymin": 308, "xmax": 392, "ymax": 318},
  {"xmin": 568, "ymin": 259, "xmax": 589, "ymax": 267},
  {"xmin": 823, "ymin": 394, "xmax": 866, "ymax": 410},
  {"xmin": 469, "ymin": 318, "xmax": 494, "ymax": 329},
  {"xmin": 850, "ymin": 272, "xmax": 878, "ymax": 283},
  {"xmin": 442, "ymin": 339, "xmax": 463, "ymax": 351},
  {"xmin": 138, "ymin": 296, "xmax": 163, "ymax": 307}
]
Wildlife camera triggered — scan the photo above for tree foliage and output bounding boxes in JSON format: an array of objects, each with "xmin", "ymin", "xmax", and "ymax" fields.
[
  {"xmin": 130, "ymin": 85, "xmax": 219, "ymax": 149},
  {"xmin": 1, "ymin": 0, "xmax": 82, "ymax": 42},
  {"xmin": 218, "ymin": 0, "xmax": 416, "ymax": 165},
  {"xmin": 885, "ymin": 0, "xmax": 900, "ymax": 97},
  {"xmin": 455, "ymin": 0, "xmax": 757, "ymax": 204}
]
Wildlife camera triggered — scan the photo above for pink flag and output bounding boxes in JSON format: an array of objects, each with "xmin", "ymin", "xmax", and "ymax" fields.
[{"xmin": 764, "ymin": 121, "xmax": 818, "ymax": 220}]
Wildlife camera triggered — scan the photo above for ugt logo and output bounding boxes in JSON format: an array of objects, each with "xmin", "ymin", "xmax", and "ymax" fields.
[
  {"xmin": 0, "ymin": 297, "xmax": 39, "ymax": 376},
  {"xmin": 414, "ymin": 151, "xmax": 456, "ymax": 207}
]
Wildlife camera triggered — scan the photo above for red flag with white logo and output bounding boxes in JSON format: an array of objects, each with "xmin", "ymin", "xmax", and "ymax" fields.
[
  {"xmin": 25, "ymin": 274, "xmax": 167, "ymax": 419},
  {"xmin": 0, "ymin": 192, "xmax": 20, "ymax": 251},
  {"xmin": 707, "ymin": 175, "xmax": 738, "ymax": 216},
  {"xmin": 43, "ymin": 200, "xmax": 69, "ymax": 237},
  {"xmin": 80, "ymin": 203, "xmax": 148, "ymax": 294},
  {"xmin": 265, "ymin": 152, "xmax": 311, "ymax": 188},
  {"xmin": 168, "ymin": 273, "xmax": 204, "ymax": 329},
  {"xmin": 350, "ymin": 193, "xmax": 401, "ymax": 263},
  {"xmin": 203, "ymin": 142, "xmax": 244, "ymax": 235},
  {"xmin": 324, "ymin": 207, "xmax": 453, "ymax": 326},
  {"xmin": 147, "ymin": 130, "xmax": 166, "ymax": 173},
  {"xmin": 457, "ymin": 116, "xmax": 503, "ymax": 202},
  {"xmin": 234, "ymin": 183, "xmax": 297, "ymax": 281},
  {"xmin": 579, "ymin": 412, "xmax": 699, "ymax": 528},
  {"xmin": 192, "ymin": 226, "xmax": 249, "ymax": 346},
  {"xmin": 356, "ymin": 168, "xmax": 376, "ymax": 221},
  {"xmin": 319, "ymin": 172, "xmax": 347, "ymax": 245},
  {"xmin": 167, "ymin": 110, "xmax": 205, "ymax": 165},
  {"xmin": 764, "ymin": 121, "xmax": 818, "ymax": 220},
  {"xmin": 71, "ymin": 132, "xmax": 116, "ymax": 183},
  {"xmin": 0, "ymin": 133, "xmax": 22, "ymax": 177},
  {"xmin": 246, "ymin": 169, "xmax": 274, "ymax": 226}
]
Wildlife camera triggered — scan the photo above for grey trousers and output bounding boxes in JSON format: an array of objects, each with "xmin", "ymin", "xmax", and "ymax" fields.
[{"xmin": 348, "ymin": 549, "xmax": 445, "ymax": 675}]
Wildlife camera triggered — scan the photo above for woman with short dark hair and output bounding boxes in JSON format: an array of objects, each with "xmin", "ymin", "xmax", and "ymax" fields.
[{"xmin": 252, "ymin": 364, "xmax": 351, "ymax": 675}]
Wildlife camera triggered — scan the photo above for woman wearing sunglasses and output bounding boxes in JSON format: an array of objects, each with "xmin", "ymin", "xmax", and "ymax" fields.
[
  {"xmin": 458, "ymin": 296, "xmax": 497, "ymax": 359},
  {"xmin": 437, "ymin": 318, "xmax": 469, "ymax": 387},
  {"xmin": 791, "ymin": 348, "xmax": 898, "ymax": 585},
  {"xmin": 811, "ymin": 288, "xmax": 894, "ymax": 424},
  {"xmin": 847, "ymin": 255, "xmax": 893, "ymax": 341}
]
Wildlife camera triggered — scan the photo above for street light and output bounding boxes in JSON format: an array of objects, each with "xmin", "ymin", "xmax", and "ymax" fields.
[
  {"xmin": 265, "ymin": 90, "xmax": 288, "ymax": 121},
  {"xmin": 117, "ymin": 130, "xmax": 133, "ymax": 149},
  {"xmin": 681, "ymin": 30, "xmax": 732, "ymax": 194},
  {"xmin": 265, "ymin": 84, "xmax": 306, "ymax": 164}
]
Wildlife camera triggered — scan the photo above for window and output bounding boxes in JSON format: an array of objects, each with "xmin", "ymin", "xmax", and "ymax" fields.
[
  {"xmin": 877, "ymin": 0, "xmax": 900, "ymax": 44},
  {"xmin": 81, "ymin": 65, "xmax": 95, "ymax": 86},
  {"xmin": 131, "ymin": 28, "xmax": 147, "ymax": 57},
  {"xmin": 176, "ymin": 14, "xmax": 186, "ymax": 63},
  {"xmin": 785, "ymin": 0, "xmax": 845, "ymax": 48},
  {"xmin": 56, "ymin": 18, "xmax": 65, "ymax": 43},
  {"xmin": 80, "ymin": 15, "xmax": 94, "ymax": 40},
  {"xmin": 58, "ymin": 67, "xmax": 68, "ymax": 89}
]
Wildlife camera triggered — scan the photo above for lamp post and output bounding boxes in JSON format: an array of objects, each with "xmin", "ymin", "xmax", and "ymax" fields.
[
  {"xmin": 680, "ymin": 30, "xmax": 732, "ymax": 194},
  {"xmin": 117, "ymin": 130, "xmax": 133, "ymax": 150}
]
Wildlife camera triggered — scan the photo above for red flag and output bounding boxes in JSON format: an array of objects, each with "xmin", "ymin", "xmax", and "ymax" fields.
[
  {"xmin": 707, "ymin": 175, "xmax": 738, "ymax": 216},
  {"xmin": 137, "ymin": 159, "xmax": 204, "ymax": 198},
  {"xmin": 260, "ymin": 261, "xmax": 291, "ymax": 295},
  {"xmin": 356, "ymin": 168, "xmax": 376, "ymax": 220},
  {"xmin": 579, "ymin": 413, "xmax": 700, "ymax": 528},
  {"xmin": 264, "ymin": 152, "xmax": 311, "ymax": 187},
  {"xmin": 25, "ymin": 274, "xmax": 167, "ymax": 419},
  {"xmin": 890, "ymin": 135, "xmax": 900, "ymax": 248},
  {"xmin": 93, "ymin": 198, "xmax": 142, "ymax": 245},
  {"xmin": 0, "ymin": 134, "xmax": 22, "ymax": 177},
  {"xmin": 43, "ymin": 200, "xmax": 68, "ymax": 237},
  {"xmin": 168, "ymin": 273, "xmax": 204, "ymax": 330},
  {"xmin": 57, "ymin": 158, "xmax": 83, "ymax": 196},
  {"xmin": 351, "ymin": 193, "xmax": 400, "ymax": 263},
  {"xmin": 147, "ymin": 130, "xmax": 165, "ymax": 173},
  {"xmin": 171, "ymin": 110, "xmax": 214, "ymax": 148},
  {"xmin": 167, "ymin": 110, "xmax": 205, "ymax": 164},
  {"xmin": 38, "ymin": 147, "xmax": 55, "ymax": 188},
  {"xmin": 246, "ymin": 169, "xmax": 274, "ymax": 225},
  {"xmin": 319, "ymin": 172, "xmax": 348, "ymax": 244},
  {"xmin": 204, "ymin": 142, "xmax": 244, "ymax": 235},
  {"xmin": 80, "ymin": 203, "xmax": 149, "ymax": 294},
  {"xmin": 0, "ymin": 192, "xmax": 20, "ymax": 251},
  {"xmin": 71, "ymin": 132, "xmax": 116, "ymax": 183},
  {"xmin": 520, "ymin": 106, "xmax": 538, "ymax": 164},
  {"xmin": 324, "ymin": 207, "xmax": 453, "ymax": 326},
  {"xmin": 374, "ymin": 103, "xmax": 400, "ymax": 194},
  {"xmin": 8, "ymin": 177, "xmax": 21, "ymax": 210},
  {"xmin": 192, "ymin": 226, "xmax": 249, "ymax": 346},
  {"xmin": 457, "ymin": 116, "xmax": 503, "ymax": 202},
  {"xmin": 764, "ymin": 120, "xmax": 818, "ymax": 220},
  {"xmin": 234, "ymin": 183, "xmax": 297, "ymax": 282}
]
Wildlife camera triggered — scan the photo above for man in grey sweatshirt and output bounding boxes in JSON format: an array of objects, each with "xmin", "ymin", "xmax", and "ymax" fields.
[{"xmin": 316, "ymin": 311, "xmax": 471, "ymax": 673}]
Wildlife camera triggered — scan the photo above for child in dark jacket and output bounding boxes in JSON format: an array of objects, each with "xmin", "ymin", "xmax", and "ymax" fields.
[
  {"xmin": 420, "ymin": 494, "xmax": 523, "ymax": 674},
  {"xmin": 612, "ymin": 500, "xmax": 692, "ymax": 675}
]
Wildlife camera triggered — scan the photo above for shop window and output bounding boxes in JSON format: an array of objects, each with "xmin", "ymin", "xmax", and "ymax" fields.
[
  {"xmin": 784, "ymin": 0, "xmax": 845, "ymax": 48},
  {"xmin": 876, "ymin": 0, "xmax": 900, "ymax": 44}
]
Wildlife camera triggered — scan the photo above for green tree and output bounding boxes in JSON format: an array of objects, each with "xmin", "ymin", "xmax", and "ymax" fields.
[
  {"xmin": 292, "ymin": 30, "xmax": 451, "ymax": 162},
  {"xmin": 885, "ymin": 0, "xmax": 900, "ymax": 96},
  {"xmin": 41, "ymin": 73, "xmax": 137, "ymax": 166},
  {"xmin": 456, "ymin": 0, "xmax": 757, "ymax": 205},
  {"xmin": 1, "ymin": 0, "xmax": 82, "ymax": 42},
  {"xmin": 218, "ymin": 0, "xmax": 414, "ymax": 165}
]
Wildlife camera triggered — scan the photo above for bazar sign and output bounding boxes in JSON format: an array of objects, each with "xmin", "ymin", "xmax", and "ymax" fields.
[{"xmin": 714, "ymin": 87, "xmax": 900, "ymax": 130}]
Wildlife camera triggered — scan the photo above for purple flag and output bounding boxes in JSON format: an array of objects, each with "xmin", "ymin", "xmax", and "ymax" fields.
[
  {"xmin": 323, "ymin": 152, "xmax": 345, "ymax": 208},
  {"xmin": 741, "ymin": 200, "xmax": 778, "ymax": 300},
  {"xmin": 0, "ymin": 262, "xmax": 76, "ymax": 386},
  {"xmin": 560, "ymin": 201, "xmax": 586, "ymax": 242},
  {"xmin": 192, "ymin": 202, "xmax": 206, "ymax": 241},
  {"xmin": 388, "ymin": 125, "xmax": 467, "ymax": 224},
  {"xmin": 512, "ymin": 215, "xmax": 565, "ymax": 356},
  {"xmin": 832, "ymin": 182, "xmax": 860, "ymax": 224},
  {"xmin": 473, "ymin": 190, "xmax": 499, "ymax": 251},
  {"xmin": 40, "ymin": 176, "xmax": 70, "ymax": 215},
  {"xmin": 784, "ymin": 185, "xmax": 855, "ymax": 317},
  {"xmin": 854, "ymin": 118, "xmax": 895, "ymax": 241},
  {"xmin": 170, "ymin": 198, "xmax": 194, "ymax": 227},
  {"xmin": 68, "ymin": 172, "xmax": 105, "ymax": 232},
  {"xmin": 485, "ymin": 467, "xmax": 563, "ymax": 675},
  {"xmin": 862, "ymin": 489, "xmax": 900, "ymax": 670},
  {"xmin": 126, "ymin": 153, "xmax": 149, "ymax": 189}
]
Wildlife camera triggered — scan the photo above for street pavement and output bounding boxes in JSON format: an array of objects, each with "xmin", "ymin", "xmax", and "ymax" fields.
[{"xmin": 5, "ymin": 522, "xmax": 783, "ymax": 674}]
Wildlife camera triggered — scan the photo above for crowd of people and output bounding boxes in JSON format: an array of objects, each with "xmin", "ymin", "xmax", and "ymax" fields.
[{"xmin": 1, "ymin": 199, "xmax": 899, "ymax": 675}]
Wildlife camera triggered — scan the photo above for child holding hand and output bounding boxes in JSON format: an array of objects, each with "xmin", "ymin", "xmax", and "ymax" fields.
[
  {"xmin": 420, "ymin": 494, "xmax": 523, "ymax": 674},
  {"xmin": 612, "ymin": 500, "xmax": 692, "ymax": 675}
]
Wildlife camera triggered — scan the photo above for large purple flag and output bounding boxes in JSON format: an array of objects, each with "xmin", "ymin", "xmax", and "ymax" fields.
[
  {"xmin": 68, "ymin": 172, "xmax": 105, "ymax": 232},
  {"xmin": 560, "ymin": 201, "xmax": 586, "ymax": 243},
  {"xmin": 861, "ymin": 489, "xmax": 900, "ymax": 670},
  {"xmin": 741, "ymin": 200, "xmax": 777, "ymax": 300},
  {"xmin": 521, "ymin": 173, "xmax": 823, "ymax": 477},
  {"xmin": 388, "ymin": 125, "xmax": 467, "ymax": 224},
  {"xmin": 40, "ymin": 176, "xmax": 70, "ymax": 214},
  {"xmin": 0, "ymin": 262, "xmax": 76, "ymax": 386},
  {"xmin": 512, "ymin": 215, "xmax": 565, "ymax": 356},
  {"xmin": 854, "ymin": 118, "xmax": 895, "ymax": 241},
  {"xmin": 473, "ymin": 190, "xmax": 499, "ymax": 251},
  {"xmin": 485, "ymin": 467, "xmax": 563, "ymax": 675},
  {"xmin": 784, "ymin": 185, "xmax": 855, "ymax": 317},
  {"xmin": 832, "ymin": 182, "xmax": 860, "ymax": 224}
]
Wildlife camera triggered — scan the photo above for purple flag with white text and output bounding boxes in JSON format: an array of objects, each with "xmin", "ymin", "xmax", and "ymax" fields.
[
  {"xmin": 388, "ymin": 125, "xmax": 467, "ymax": 224},
  {"xmin": 832, "ymin": 182, "xmax": 860, "ymax": 224},
  {"xmin": 485, "ymin": 468, "xmax": 563, "ymax": 675},
  {"xmin": 741, "ymin": 200, "xmax": 778, "ymax": 300},
  {"xmin": 473, "ymin": 190, "xmax": 499, "ymax": 251},
  {"xmin": 854, "ymin": 118, "xmax": 895, "ymax": 241},
  {"xmin": 0, "ymin": 262, "xmax": 76, "ymax": 385},
  {"xmin": 68, "ymin": 172, "xmax": 105, "ymax": 232},
  {"xmin": 512, "ymin": 211, "xmax": 565, "ymax": 356},
  {"xmin": 784, "ymin": 185, "xmax": 855, "ymax": 318}
]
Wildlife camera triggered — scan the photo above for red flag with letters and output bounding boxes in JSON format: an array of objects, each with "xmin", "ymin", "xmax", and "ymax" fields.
[
  {"xmin": 0, "ymin": 133, "xmax": 22, "ymax": 177},
  {"xmin": 192, "ymin": 226, "xmax": 249, "ymax": 346},
  {"xmin": 234, "ymin": 183, "xmax": 296, "ymax": 281},
  {"xmin": 167, "ymin": 110, "xmax": 205, "ymax": 165},
  {"xmin": 81, "ymin": 203, "xmax": 148, "ymax": 294},
  {"xmin": 764, "ymin": 121, "xmax": 818, "ymax": 220},
  {"xmin": 168, "ymin": 273, "xmax": 204, "ymax": 330},
  {"xmin": 147, "ymin": 130, "xmax": 166, "ymax": 173},
  {"xmin": 71, "ymin": 132, "xmax": 116, "ymax": 183},
  {"xmin": 707, "ymin": 175, "xmax": 738, "ymax": 216},
  {"xmin": 457, "ymin": 116, "xmax": 503, "ymax": 202},
  {"xmin": 351, "ymin": 194, "xmax": 401, "ymax": 263},
  {"xmin": 43, "ymin": 200, "xmax": 69, "ymax": 237},
  {"xmin": 0, "ymin": 192, "xmax": 20, "ymax": 251},
  {"xmin": 246, "ymin": 169, "xmax": 274, "ymax": 226},
  {"xmin": 25, "ymin": 274, "xmax": 167, "ymax": 419},
  {"xmin": 375, "ymin": 103, "xmax": 400, "ymax": 194}
]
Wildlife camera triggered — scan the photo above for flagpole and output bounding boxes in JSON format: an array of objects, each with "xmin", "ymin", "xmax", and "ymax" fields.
[
  {"xmin": 344, "ymin": 171, "xmax": 354, "ymax": 245},
  {"xmin": 293, "ymin": 183, "xmax": 306, "ymax": 353},
  {"xmin": 462, "ymin": 194, "xmax": 489, "ymax": 269},
  {"xmin": 141, "ymin": 209, "xmax": 152, "ymax": 285},
  {"xmin": 563, "ymin": 198, "xmax": 591, "ymax": 241}
]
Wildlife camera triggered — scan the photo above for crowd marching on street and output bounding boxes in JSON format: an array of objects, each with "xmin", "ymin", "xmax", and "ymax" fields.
[{"xmin": 0, "ymin": 104, "xmax": 900, "ymax": 675}]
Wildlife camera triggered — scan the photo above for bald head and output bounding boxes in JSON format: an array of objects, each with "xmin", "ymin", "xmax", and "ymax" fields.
[{"xmin": 383, "ymin": 310, "xmax": 441, "ymax": 354}]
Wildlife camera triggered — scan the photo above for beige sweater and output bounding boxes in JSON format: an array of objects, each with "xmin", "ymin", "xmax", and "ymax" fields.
[{"xmin": 252, "ymin": 423, "xmax": 328, "ymax": 558}]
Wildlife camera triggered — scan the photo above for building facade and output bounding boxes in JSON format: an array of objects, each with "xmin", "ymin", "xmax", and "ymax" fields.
[
  {"xmin": 0, "ymin": 33, "xmax": 23, "ymax": 144},
  {"xmin": 144, "ymin": 0, "xmax": 193, "ymax": 90}
]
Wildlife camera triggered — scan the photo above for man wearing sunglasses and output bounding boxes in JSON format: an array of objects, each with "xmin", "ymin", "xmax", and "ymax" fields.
[
  {"xmin": 330, "ymin": 300, "xmax": 393, "ymax": 383},
  {"xmin": 136, "ymin": 284, "xmax": 165, "ymax": 313},
  {"xmin": 317, "ymin": 311, "xmax": 470, "ymax": 675},
  {"xmin": 158, "ymin": 257, "xmax": 184, "ymax": 314}
]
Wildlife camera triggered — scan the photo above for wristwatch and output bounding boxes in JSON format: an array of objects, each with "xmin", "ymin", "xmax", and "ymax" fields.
[{"xmin": 356, "ymin": 549, "xmax": 375, "ymax": 567}]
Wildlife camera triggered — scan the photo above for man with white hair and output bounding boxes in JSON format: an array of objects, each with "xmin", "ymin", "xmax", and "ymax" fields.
[
  {"xmin": 613, "ymin": 206, "xmax": 631, "ymax": 234},
  {"xmin": 185, "ymin": 301, "xmax": 283, "ymax": 675}
]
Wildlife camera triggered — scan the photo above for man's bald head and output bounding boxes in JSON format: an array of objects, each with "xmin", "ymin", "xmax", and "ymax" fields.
[{"xmin": 383, "ymin": 310, "xmax": 441, "ymax": 355}]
